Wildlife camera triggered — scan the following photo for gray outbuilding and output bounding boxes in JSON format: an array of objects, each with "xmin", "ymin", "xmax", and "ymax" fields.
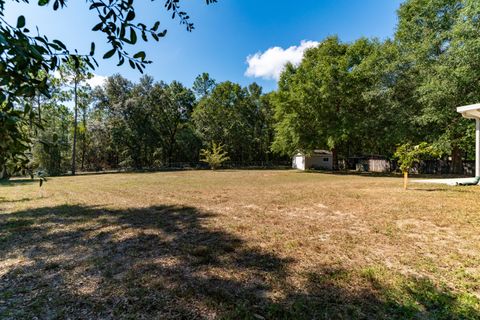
[{"xmin": 292, "ymin": 150, "xmax": 333, "ymax": 171}]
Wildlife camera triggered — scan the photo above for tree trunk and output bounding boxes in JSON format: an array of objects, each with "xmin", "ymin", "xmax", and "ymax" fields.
[
  {"xmin": 81, "ymin": 109, "xmax": 86, "ymax": 171},
  {"xmin": 71, "ymin": 78, "xmax": 78, "ymax": 176},
  {"xmin": 451, "ymin": 146, "xmax": 463, "ymax": 175},
  {"xmin": 37, "ymin": 94, "xmax": 42, "ymax": 123},
  {"xmin": 332, "ymin": 148, "xmax": 339, "ymax": 171},
  {"xmin": 0, "ymin": 164, "xmax": 10, "ymax": 180},
  {"xmin": 166, "ymin": 127, "xmax": 178, "ymax": 166},
  {"xmin": 403, "ymin": 171, "xmax": 409, "ymax": 190}
]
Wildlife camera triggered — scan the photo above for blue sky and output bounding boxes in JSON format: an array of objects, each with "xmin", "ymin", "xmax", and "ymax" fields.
[{"xmin": 5, "ymin": 0, "xmax": 403, "ymax": 92}]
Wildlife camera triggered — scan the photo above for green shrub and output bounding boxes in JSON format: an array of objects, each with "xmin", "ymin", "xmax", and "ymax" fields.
[{"xmin": 200, "ymin": 141, "xmax": 230, "ymax": 170}]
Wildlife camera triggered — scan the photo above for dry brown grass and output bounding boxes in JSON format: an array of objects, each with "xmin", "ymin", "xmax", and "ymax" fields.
[{"xmin": 1, "ymin": 170, "xmax": 479, "ymax": 319}]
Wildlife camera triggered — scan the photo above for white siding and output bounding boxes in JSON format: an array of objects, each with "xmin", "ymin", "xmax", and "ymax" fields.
[
  {"xmin": 292, "ymin": 153, "xmax": 332, "ymax": 171},
  {"xmin": 293, "ymin": 155, "xmax": 305, "ymax": 170}
]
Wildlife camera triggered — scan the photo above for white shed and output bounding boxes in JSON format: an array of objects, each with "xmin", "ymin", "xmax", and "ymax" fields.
[{"xmin": 292, "ymin": 150, "xmax": 333, "ymax": 171}]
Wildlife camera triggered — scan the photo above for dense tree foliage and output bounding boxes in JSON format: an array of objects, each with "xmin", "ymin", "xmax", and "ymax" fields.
[
  {"xmin": 272, "ymin": 0, "xmax": 479, "ymax": 171},
  {"xmin": 25, "ymin": 73, "xmax": 282, "ymax": 175},
  {"xmin": 192, "ymin": 81, "xmax": 278, "ymax": 162},
  {"xmin": 272, "ymin": 37, "xmax": 415, "ymax": 167},
  {"xmin": 394, "ymin": 0, "xmax": 479, "ymax": 173},
  {"xmin": 0, "ymin": 0, "xmax": 217, "ymax": 179},
  {"xmin": 3, "ymin": 0, "xmax": 480, "ymax": 178}
]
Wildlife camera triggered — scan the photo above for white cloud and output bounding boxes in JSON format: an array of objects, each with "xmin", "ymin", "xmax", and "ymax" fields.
[
  {"xmin": 245, "ymin": 40, "xmax": 319, "ymax": 80},
  {"xmin": 86, "ymin": 74, "xmax": 107, "ymax": 88},
  {"xmin": 53, "ymin": 71, "xmax": 107, "ymax": 88}
]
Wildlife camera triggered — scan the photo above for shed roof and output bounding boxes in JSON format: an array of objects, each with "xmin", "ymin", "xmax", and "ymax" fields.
[
  {"xmin": 313, "ymin": 149, "xmax": 332, "ymax": 155},
  {"xmin": 296, "ymin": 150, "xmax": 332, "ymax": 156}
]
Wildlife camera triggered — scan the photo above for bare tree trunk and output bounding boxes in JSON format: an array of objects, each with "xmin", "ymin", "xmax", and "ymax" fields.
[
  {"xmin": 332, "ymin": 147, "xmax": 339, "ymax": 171},
  {"xmin": 167, "ymin": 127, "xmax": 178, "ymax": 166},
  {"xmin": 71, "ymin": 77, "xmax": 78, "ymax": 176},
  {"xmin": 0, "ymin": 164, "xmax": 10, "ymax": 180},
  {"xmin": 81, "ymin": 108, "xmax": 87, "ymax": 171},
  {"xmin": 451, "ymin": 146, "xmax": 463, "ymax": 175},
  {"xmin": 37, "ymin": 95, "xmax": 42, "ymax": 123}
]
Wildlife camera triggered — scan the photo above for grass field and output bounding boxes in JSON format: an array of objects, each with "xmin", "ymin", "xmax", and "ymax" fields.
[{"xmin": 1, "ymin": 170, "xmax": 480, "ymax": 319}]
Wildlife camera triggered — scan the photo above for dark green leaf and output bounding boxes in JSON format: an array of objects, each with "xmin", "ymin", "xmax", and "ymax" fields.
[
  {"xmin": 52, "ymin": 39, "xmax": 66, "ymax": 50},
  {"xmin": 89, "ymin": 2, "xmax": 105, "ymax": 9},
  {"xmin": 126, "ymin": 10, "xmax": 135, "ymax": 21},
  {"xmin": 129, "ymin": 28, "xmax": 137, "ymax": 44},
  {"xmin": 92, "ymin": 22, "xmax": 103, "ymax": 31},
  {"xmin": 103, "ymin": 48, "xmax": 116, "ymax": 59},
  {"xmin": 17, "ymin": 16, "xmax": 26, "ymax": 29},
  {"xmin": 133, "ymin": 51, "xmax": 145, "ymax": 60}
]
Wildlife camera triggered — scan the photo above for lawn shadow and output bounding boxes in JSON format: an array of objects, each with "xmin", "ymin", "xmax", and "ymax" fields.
[
  {"xmin": 408, "ymin": 187, "xmax": 475, "ymax": 193},
  {"xmin": 307, "ymin": 170, "xmax": 403, "ymax": 178},
  {"xmin": 0, "ymin": 178, "xmax": 39, "ymax": 187},
  {"xmin": 0, "ymin": 204, "xmax": 478, "ymax": 319},
  {"xmin": 0, "ymin": 196, "xmax": 38, "ymax": 204},
  {"xmin": 306, "ymin": 170, "xmax": 474, "ymax": 180}
]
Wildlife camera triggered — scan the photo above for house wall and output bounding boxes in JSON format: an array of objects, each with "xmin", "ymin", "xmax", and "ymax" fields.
[
  {"xmin": 368, "ymin": 159, "xmax": 391, "ymax": 173},
  {"xmin": 306, "ymin": 155, "xmax": 333, "ymax": 170}
]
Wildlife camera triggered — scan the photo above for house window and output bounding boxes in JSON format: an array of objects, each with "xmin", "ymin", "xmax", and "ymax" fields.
[{"xmin": 323, "ymin": 158, "xmax": 329, "ymax": 162}]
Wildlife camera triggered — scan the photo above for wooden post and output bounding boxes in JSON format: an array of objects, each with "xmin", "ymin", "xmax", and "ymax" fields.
[{"xmin": 403, "ymin": 171, "xmax": 408, "ymax": 190}]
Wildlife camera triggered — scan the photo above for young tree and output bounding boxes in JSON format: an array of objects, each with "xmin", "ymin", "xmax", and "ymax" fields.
[
  {"xmin": 394, "ymin": 142, "xmax": 438, "ymax": 190},
  {"xmin": 200, "ymin": 141, "xmax": 230, "ymax": 170}
]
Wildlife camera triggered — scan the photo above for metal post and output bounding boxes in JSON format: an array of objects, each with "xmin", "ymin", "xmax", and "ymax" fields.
[{"xmin": 476, "ymin": 119, "xmax": 480, "ymax": 177}]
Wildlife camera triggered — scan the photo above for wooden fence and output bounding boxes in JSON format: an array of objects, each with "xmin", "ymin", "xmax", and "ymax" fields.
[{"xmin": 347, "ymin": 159, "xmax": 475, "ymax": 176}]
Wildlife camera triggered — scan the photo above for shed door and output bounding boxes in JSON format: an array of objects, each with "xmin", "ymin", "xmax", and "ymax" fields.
[{"xmin": 294, "ymin": 156, "xmax": 305, "ymax": 170}]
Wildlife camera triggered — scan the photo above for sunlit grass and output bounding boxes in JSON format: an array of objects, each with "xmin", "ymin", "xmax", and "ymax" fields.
[{"xmin": 1, "ymin": 170, "xmax": 479, "ymax": 318}]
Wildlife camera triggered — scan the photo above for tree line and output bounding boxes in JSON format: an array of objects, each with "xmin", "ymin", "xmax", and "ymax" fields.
[
  {"xmin": 25, "ymin": 71, "xmax": 283, "ymax": 175},
  {"xmin": 2, "ymin": 0, "xmax": 480, "ymax": 178},
  {"xmin": 1, "ymin": 0, "xmax": 218, "ymax": 179}
]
